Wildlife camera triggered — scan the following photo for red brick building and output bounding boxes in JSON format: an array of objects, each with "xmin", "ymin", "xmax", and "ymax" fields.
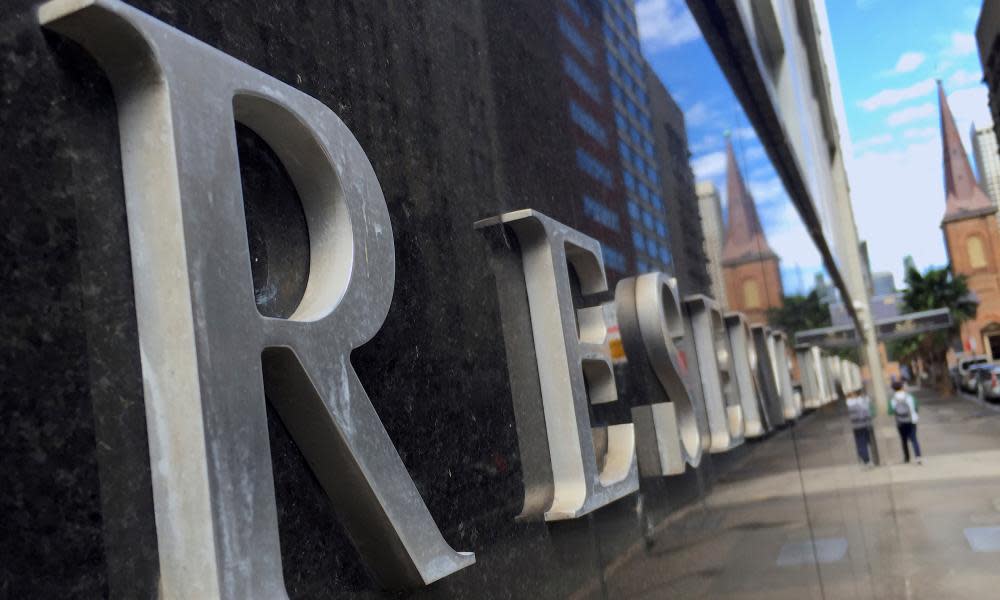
[
  {"xmin": 938, "ymin": 81, "xmax": 1000, "ymax": 358},
  {"xmin": 721, "ymin": 139, "xmax": 783, "ymax": 325}
]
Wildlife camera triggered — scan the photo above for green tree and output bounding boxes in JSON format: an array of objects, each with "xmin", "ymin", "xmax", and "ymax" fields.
[
  {"xmin": 766, "ymin": 289, "xmax": 831, "ymax": 336},
  {"xmin": 888, "ymin": 265, "xmax": 977, "ymax": 389}
]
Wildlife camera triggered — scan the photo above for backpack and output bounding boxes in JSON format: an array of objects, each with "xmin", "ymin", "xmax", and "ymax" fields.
[
  {"xmin": 848, "ymin": 399, "xmax": 871, "ymax": 428},
  {"xmin": 893, "ymin": 395, "xmax": 912, "ymax": 423}
]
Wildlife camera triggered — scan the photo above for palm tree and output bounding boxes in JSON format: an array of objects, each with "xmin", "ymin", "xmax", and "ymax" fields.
[{"xmin": 889, "ymin": 265, "xmax": 977, "ymax": 389}]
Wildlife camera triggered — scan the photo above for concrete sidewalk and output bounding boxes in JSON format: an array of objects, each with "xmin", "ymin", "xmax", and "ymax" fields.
[{"xmin": 604, "ymin": 388, "xmax": 1000, "ymax": 599}]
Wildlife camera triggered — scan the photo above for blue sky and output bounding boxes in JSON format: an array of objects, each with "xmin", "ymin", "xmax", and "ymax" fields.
[{"xmin": 636, "ymin": 0, "xmax": 991, "ymax": 292}]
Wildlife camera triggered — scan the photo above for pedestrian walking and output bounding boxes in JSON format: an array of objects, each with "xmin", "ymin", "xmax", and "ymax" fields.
[
  {"xmin": 846, "ymin": 390, "xmax": 874, "ymax": 468},
  {"xmin": 889, "ymin": 380, "xmax": 922, "ymax": 464}
]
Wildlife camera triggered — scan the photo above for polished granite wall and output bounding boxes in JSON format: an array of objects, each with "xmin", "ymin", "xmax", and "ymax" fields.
[{"xmin": 1, "ymin": 1, "xmax": 812, "ymax": 597}]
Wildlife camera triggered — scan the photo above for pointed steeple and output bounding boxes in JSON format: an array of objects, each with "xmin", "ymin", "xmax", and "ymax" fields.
[
  {"xmin": 721, "ymin": 137, "xmax": 777, "ymax": 265},
  {"xmin": 940, "ymin": 80, "xmax": 994, "ymax": 223}
]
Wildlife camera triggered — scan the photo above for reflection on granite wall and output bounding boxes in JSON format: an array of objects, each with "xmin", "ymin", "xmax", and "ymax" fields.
[{"xmin": 1, "ymin": 1, "xmax": 813, "ymax": 598}]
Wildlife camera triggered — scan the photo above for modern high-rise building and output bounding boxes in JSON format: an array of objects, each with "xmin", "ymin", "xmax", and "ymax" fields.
[
  {"xmin": 972, "ymin": 123, "xmax": 1000, "ymax": 207},
  {"xmin": 696, "ymin": 181, "xmax": 728, "ymax": 306},
  {"xmin": 647, "ymin": 71, "xmax": 711, "ymax": 297},
  {"xmin": 600, "ymin": 0, "xmax": 672, "ymax": 275}
]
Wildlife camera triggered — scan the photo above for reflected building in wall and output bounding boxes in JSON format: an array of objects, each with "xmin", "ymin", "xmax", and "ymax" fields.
[
  {"xmin": 721, "ymin": 140, "xmax": 783, "ymax": 325},
  {"xmin": 938, "ymin": 81, "xmax": 1000, "ymax": 357},
  {"xmin": 972, "ymin": 123, "xmax": 1000, "ymax": 208},
  {"xmin": 601, "ymin": 0, "xmax": 673, "ymax": 275},
  {"xmin": 977, "ymin": 0, "xmax": 1000, "ymax": 150},
  {"xmin": 697, "ymin": 181, "xmax": 728, "ymax": 306},
  {"xmin": 647, "ymin": 72, "xmax": 711, "ymax": 297}
]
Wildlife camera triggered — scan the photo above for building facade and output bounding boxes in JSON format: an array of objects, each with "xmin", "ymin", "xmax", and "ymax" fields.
[
  {"xmin": 647, "ymin": 72, "xmax": 711, "ymax": 297},
  {"xmin": 721, "ymin": 140, "xmax": 783, "ymax": 325},
  {"xmin": 697, "ymin": 181, "xmax": 729, "ymax": 306},
  {"xmin": 977, "ymin": 0, "xmax": 1000, "ymax": 151},
  {"xmin": 689, "ymin": 0, "xmax": 890, "ymax": 409},
  {"xmin": 600, "ymin": 0, "xmax": 673, "ymax": 275},
  {"xmin": 938, "ymin": 82, "xmax": 1000, "ymax": 357},
  {"xmin": 972, "ymin": 123, "xmax": 1000, "ymax": 208}
]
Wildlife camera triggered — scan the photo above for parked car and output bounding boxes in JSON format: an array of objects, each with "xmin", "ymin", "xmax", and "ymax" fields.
[
  {"xmin": 971, "ymin": 365, "xmax": 1000, "ymax": 401},
  {"xmin": 955, "ymin": 355, "xmax": 990, "ymax": 391}
]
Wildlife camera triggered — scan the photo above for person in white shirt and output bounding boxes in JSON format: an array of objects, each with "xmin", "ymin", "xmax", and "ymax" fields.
[
  {"xmin": 889, "ymin": 380, "xmax": 922, "ymax": 464},
  {"xmin": 846, "ymin": 390, "xmax": 874, "ymax": 467}
]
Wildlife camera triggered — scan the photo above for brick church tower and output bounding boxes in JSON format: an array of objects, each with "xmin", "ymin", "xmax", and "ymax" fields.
[
  {"xmin": 721, "ymin": 138, "xmax": 783, "ymax": 324},
  {"xmin": 938, "ymin": 81, "xmax": 1000, "ymax": 357}
]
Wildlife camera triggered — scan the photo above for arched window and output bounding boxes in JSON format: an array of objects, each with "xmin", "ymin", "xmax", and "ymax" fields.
[
  {"xmin": 743, "ymin": 279, "xmax": 762, "ymax": 309},
  {"xmin": 967, "ymin": 235, "xmax": 987, "ymax": 269}
]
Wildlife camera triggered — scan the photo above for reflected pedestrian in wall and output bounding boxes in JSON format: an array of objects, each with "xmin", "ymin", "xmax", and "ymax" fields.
[
  {"xmin": 847, "ymin": 390, "xmax": 874, "ymax": 468},
  {"xmin": 890, "ymin": 380, "xmax": 922, "ymax": 465}
]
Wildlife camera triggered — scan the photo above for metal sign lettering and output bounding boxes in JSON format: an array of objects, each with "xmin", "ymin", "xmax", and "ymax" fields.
[
  {"xmin": 475, "ymin": 210, "xmax": 639, "ymax": 520},
  {"xmin": 616, "ymin": 273, "xmax": 703, "ymax": 474},
  {"xmin": 40, "ymin": 0, "xmax": 473, "ymax": 594},
  {"xmin": 685, "ymin": 295, "xmax": 744, "ymax": 452},
  {"xmin": 724, "ymin": 313, "xmax": 765, "ymax": 438}
]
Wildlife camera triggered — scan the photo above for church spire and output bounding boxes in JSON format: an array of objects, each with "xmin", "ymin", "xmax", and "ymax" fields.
[
  {"xmin": 940, "ymin": 80, "xmax": 994, "ymax": 223},
  {"xmin": 721, "ymin": 137, "xmax": 777, "ymax": 265}
]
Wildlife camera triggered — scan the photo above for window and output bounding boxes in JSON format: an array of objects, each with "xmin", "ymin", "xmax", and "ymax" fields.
[
  {"xmin": 563, "ymin": 0, "xmax": 591, "ymax": 27},
  {"xmin": 637, "ymin": 259, "xmax": 649, "ymax": 273},
  {"xmin": 603, "ymin": 246, "xmax": 627, "ymax": 272},
  {"xmin": 627, "ymin": 201, "xmax": 640, "ymax": 219},
  {"xmin": 563, "ymin": 55, "xmax": 601, "ymax": 103},
  {"xmin": 623, "ymin": 170, "xmax": 635, "ymax": 191},
  {"xmin": 632, "ymin": 230, "xmax": 645, "ymax": 250},
  {"xmin": 743, "ymin": 279, "xmax": 762, "ymax": 308},
  {"xmin": 583, "ymin": 195, "xmax": 620, "ymax": 231},
  {"xmin": 658, "ymin": 246, "xmax": 670, "ymax": 264},
  {"xmin": 968, "ymin": 235, "xmax": 988, "ymax": 268},
  {"xmin": 642, "ymin": 210, "xmax": 653, "ymax": 229},
  {"xmin": 569, "ymin": 100, "xmax": 608, "ymax": 146},
  {"xmin": 619, "ymin": 140, "xmax": 631, "ymax": 164},
  {"xmin": 575, "ymin": 147, "xmax": 613, "ymax": 188},
  {"xmin": 646, "ymin": 237, "xmax": 657, "ymax": 257},
  {"xmin": 558, "ymin": 14, "xmax": 595, "ymax": 65},
  {"xmin": 655, "ymin": 222, "xmax": 666, "ymax": 237}
]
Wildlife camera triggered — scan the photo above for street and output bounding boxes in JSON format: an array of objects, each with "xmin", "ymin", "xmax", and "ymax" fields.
[{"xmin": 603, "ymin": 388, "xmax": 1000, "ymax": 599}]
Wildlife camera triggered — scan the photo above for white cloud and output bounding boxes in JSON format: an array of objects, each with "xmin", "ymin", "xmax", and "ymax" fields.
[
  {"xmin": 846, "ymin": 139, "xmax": 947, "ymax": 285},
  {"xmin": 892, "ymin": 52, "xmax": 925, "ymax": 74},
  {"xmin": 690, "ymin": 133, "xmax": 721, "ymax": 154},
  {"xmin": 886, "ymin": 103, "xmax": 935, "ymax": 127},
  {"xmin": 744, "ymin": 145, "xmax": 767, "ymax": 161},
  {"xmin": 749, "ymin": 177, "xmax": 784, "ymax": 201},
  {"xmin": 947, "ymin": 68, "xmax": 983, "ymax": 89},
  {"xmin": 944, "ymin": 31, "xmax": 976, "ymax": 57},
  {"xmin": 691, "ymin": 151, "xmax": 726, "ymax": 179},
  {"xmin": 853, "ymin": 133, "xmax": 893, "ymax": 152},
  {"xmin": 685, "ymin": 101, "xmax": 713, "ymax": 127},
  {"xmin": 946, "ymin": 84, "xmax": 992, "ymax": 136},
  {"xmin": 636, "ymin": 0, "xmax": 701, "ymax": 51},
  {"xmin": 761, "ymin": 201, "xmax": 824, "ymax": 294},
  {"xmin": 846, "ymin": 85, "xmax": 993, "ymax": 284},
  {"xmin": 859, "ymin": 79, "xmax": 934, "ymax": 111},
  {"xmin": 902, "ymin": 126, "xmax": 936, "ymax": 140},
  {"xmin": 731, "ymin": 126, "xmax": 757, "ymax": 141}
]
